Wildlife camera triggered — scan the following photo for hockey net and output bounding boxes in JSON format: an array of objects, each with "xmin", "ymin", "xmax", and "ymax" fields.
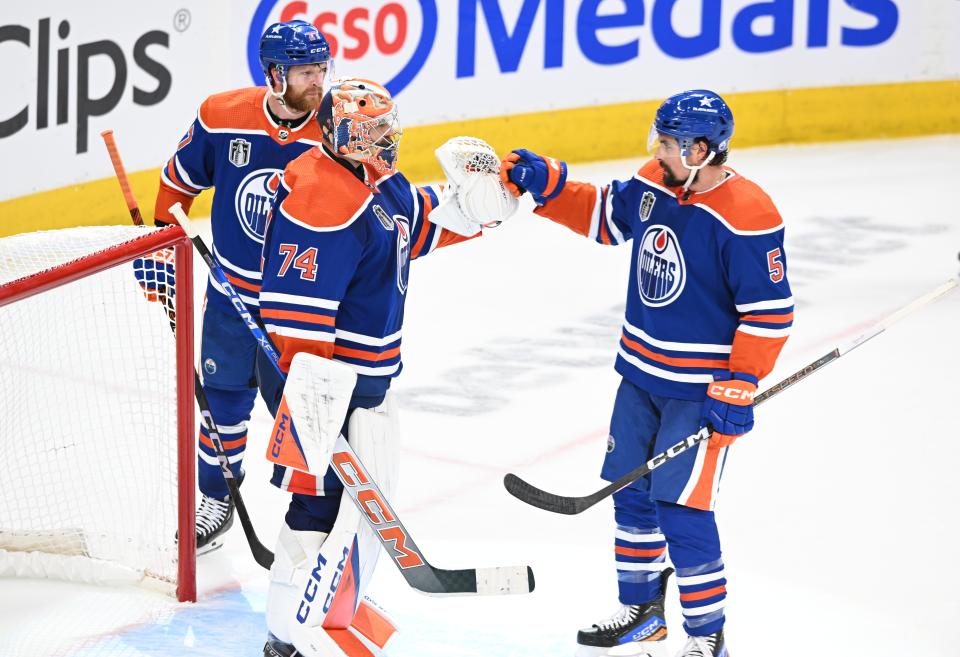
[{"xmin": 0, "ymin": 225, "xmax": 196, "ymax": 602}]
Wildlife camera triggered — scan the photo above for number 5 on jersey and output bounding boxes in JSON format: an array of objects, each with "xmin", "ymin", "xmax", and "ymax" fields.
[
  {"xmin": 767, "ymin": 247, "xmax": 784, "ymax": 283},
  {"xmin": 277, "ymin": 243, "xmax": 318, "ymax": 281}
]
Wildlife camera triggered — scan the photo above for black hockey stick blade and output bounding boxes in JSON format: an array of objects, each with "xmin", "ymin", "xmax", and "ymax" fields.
[
  {"xmin": 224, "ymin": 476, "xmax": 274, "ymax": 569},
  {"xmin": 405, "ymin": 562, "xmax": 535, "ymax": 597},
  {"xmin": 504, "ymin": 426, "xmax": 712, "ymax": 515}
]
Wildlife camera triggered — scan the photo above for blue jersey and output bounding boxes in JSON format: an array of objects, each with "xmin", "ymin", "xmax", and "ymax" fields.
[
  {"xmin": 259, "ymin": 147, "xmax": 470, "ymax": 386},
  {"xmin": 536, "ymin": 159, "xmax": 793, "ymax": 401},
  {"xmin": 155, "ymin": 87, "xmax": 323, "ymax": 313}
]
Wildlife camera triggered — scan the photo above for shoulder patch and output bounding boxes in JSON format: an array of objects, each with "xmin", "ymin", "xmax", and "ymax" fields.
[
  {"xmin": 199, "ymin": 87, "xmax": 266, "ymax": 132},
  {"xmin": 279, "ymin": 151, "xmax": 372, "ymax": 232},
  {"xmin": 697, "ymin": 176, "xmax": 783, "ymax": 234}
]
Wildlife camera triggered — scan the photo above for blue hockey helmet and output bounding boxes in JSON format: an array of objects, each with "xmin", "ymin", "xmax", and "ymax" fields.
[
  {"xmin": 650, "ymin": 89, "xmax": 734, "ymax": 157},
  {"xmin": 259, "ymin": 20, "xmax": 332, "ymax": 87}
]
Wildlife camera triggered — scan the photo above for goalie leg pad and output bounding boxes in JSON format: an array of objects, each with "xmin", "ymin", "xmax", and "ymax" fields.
[{"xmin": 284, "ymin": 394, "xmax": 402, "ymax": 653}]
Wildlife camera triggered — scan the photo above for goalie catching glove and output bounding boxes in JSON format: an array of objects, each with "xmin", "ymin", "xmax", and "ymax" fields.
[{"xmin": 429, "ymin": 136, "xmax": 519, "ymax": 237}]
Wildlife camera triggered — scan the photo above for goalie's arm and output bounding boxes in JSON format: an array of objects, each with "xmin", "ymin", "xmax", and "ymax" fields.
[{"xmin": 408, "ymin": 184, "xmax": 480, "ymax": 260}]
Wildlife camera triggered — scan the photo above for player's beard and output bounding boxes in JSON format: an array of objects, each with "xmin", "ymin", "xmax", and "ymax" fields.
[
  {"xmin": 661, "ymin": 162, "xmax": 694, "ymax": 188},
  {"xmin": 283, "ymin": 86, "xmax": 322, "ymax": 114}
]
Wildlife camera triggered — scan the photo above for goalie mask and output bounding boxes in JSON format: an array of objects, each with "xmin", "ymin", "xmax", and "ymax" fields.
[{"xmin": 317, "ymin": 78, "xmax": 402, "ymax": 176}]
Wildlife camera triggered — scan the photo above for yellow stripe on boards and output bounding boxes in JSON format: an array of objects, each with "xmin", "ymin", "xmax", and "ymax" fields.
[{"xmin": 1, "ymin": 79, "xmax": 957, "ymax": 237}]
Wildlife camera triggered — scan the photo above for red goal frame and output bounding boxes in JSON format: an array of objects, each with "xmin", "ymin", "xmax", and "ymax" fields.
[{"xmin": 0, "ymin": 226, "xmax": 196, "ymax": 602}]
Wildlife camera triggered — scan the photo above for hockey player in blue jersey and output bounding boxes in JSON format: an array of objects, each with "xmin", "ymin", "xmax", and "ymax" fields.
[
  {"xmin": 256, "ymin": 79, "xmax": 517, "ymax": 657},
  {"xmin": 141, "ymin": 20, "xmax": 332, "ymax": 552},
  {"xmin": 501, "ymin": 90, "xmax": 793, "ymax": 657}
]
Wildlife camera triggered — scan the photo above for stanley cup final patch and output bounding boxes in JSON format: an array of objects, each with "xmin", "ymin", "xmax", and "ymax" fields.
[
  {"xmin": 373, "ymin": 204, "xmax": 393, "ymax": 230},
  {"xmin": 229, "ymin": 138, "xmax": 251, "ymax": 167},
  {"xmin": 639, "ymin": 191, "xmax": 656, "ymax": 222}
]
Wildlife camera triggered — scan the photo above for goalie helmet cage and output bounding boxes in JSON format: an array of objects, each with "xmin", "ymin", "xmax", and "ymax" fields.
[{"xmin": 0, "ymin": 225, "xmax": 196, "ymax": 602}]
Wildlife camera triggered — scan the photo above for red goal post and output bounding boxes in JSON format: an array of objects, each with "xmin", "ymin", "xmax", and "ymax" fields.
[{"xmin": 0, "ymin": 225, "xmax": 196, "ymax": 602}]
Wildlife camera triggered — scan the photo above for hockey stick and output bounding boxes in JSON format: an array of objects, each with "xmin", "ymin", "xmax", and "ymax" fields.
[
  {"xmin": 100, "ymin": 130, "xmax": 275, "ymax": 569},
  {"xmin": 171, "ymin": 202, "xmax": 535, "ymax": 596},
  {"xmin": 504, "ymin": 277, "xmax": 960, "ymax": 515}
]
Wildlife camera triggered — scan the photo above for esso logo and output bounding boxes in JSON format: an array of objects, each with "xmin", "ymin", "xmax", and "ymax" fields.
[{"xmin": 248, "ymin": 0, "xmax": 437, "ymax": 97}]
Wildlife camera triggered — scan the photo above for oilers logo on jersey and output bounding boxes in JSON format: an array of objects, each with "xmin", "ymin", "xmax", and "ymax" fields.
[
  {"xmin": 395, "ymin": 215, "xmax": 411, "ymax": 294},
  {"xmin": 637, "ymin": 225, "xmax": 686, "ymax": 307},
  {"xmin": 235, "ymin": 168, "xmax": 282, "ymax": 243},
  {"xmin": 229, "ymin": 138, "xmax": 251, "ymax": 167}
]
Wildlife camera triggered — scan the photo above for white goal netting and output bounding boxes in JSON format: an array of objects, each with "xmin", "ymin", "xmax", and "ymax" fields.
[{"xmin": 0, "ymin": 225, "xmax": 193, "ymax": 596}]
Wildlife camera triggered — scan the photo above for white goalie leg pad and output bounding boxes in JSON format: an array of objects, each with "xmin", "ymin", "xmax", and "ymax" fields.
[
  {"xmin": 347, "ymin": 392, "xmax": 401, "ymax": 597},
  {"xmin": 431, "ymin": 136, "xmax": 519, "ymax": 236},
  {"xmin": 289, "ymin": 393, "xmax": 402, "ymax": 656},
  {"xmin": 266, "ymin": 524, "xmax": 329, "ymax": 645}
]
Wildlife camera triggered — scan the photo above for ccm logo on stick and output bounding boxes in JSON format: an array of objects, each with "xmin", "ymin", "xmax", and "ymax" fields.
[{"xmin": 332, "ymin": 450, "xmax": 425, "ymax": 569}]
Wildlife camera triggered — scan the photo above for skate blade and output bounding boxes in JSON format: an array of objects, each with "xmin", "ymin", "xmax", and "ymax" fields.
[
  {"xmin": 197, "ymin": 537, "xmax": 225, "ymax": 556},
  {"xmin": 575, "ymin": 640, "xmax": 669, "ymax": 657}
]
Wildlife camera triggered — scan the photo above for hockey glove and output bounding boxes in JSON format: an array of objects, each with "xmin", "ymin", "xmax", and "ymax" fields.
[
  {"xmin": 499, "ymin": 149, "xmax": 567, "ymax": 205},
  {"xmin": 701, "ymin": 371, "xmax": 758, "ymax": 448},
  {"xmin": 133, "ymin": 247, "xmax": 176, "ymax": 323}
]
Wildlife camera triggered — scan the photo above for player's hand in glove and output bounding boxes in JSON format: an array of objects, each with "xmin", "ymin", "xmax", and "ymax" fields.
[
  {"xmin": 499, "ymin": 149, "xmax": 568, "ymax": 204},
  {"xmin": 133, "ymin": 247, "xmax": 177, "ymax": 323},
  {"xmin": 701, "ymin": 371, "xmax": 758, "ymax": 447}
]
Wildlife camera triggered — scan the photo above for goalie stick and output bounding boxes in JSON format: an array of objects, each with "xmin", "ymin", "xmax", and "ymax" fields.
[
  {"xmin": 100, "ymin": 130, "xmax": 275, "ymax": 570},
  {"xmin": 505, "ymin": 277, "xmax": 959, "ymax": 515},
  {"xmin": 170, "ymin": 202, "xmax": 535, "ymax": 597}
]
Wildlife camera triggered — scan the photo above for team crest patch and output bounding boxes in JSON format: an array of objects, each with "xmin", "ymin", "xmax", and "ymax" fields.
[
  {"xmin": 204, "ymin": 358, "xmax": 217, "ymax": 375},
  {"xmin": 639, "ymin": 191, "xmax": 656, "ymax": 222},
  {"xmin": 394, "ymin": 215, "xmax": 410, "ymax": 294},
  {"xmin": 229, "ymin": 138, "xmax": 251, "ymax": 167},
  {"xmin": 373, "ymin": 204, "xmax": 393, "ymax": 230},
  {"xmin": 637, "ymin": 225, "xmax": 686, "ymax": 307},
  {"xmin": 607, "ymin": 435, "xmax": 615, "ymax": 453}
]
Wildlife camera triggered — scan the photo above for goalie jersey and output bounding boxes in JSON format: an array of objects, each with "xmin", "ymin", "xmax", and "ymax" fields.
[
  {"xmin": 536, "ymin": 160, "xmax": 793, "ymax": 400},
  {"xmin": 260, "ymin": 146, "xmax": 471, "ymax": 394},
  {"xmin": 154, "ymin": 87, "xmax": 323, "ymax": 313}
]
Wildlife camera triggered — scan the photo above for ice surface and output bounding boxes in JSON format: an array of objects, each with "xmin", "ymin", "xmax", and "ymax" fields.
[{"xmin": 2, "ymin": 136, "xmax": 958, "ymax": 657}]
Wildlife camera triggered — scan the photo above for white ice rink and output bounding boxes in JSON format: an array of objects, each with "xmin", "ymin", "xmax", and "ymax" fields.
[{"xmin": 2, "ymin": 135, "xmax": 959, "ymax": 657}]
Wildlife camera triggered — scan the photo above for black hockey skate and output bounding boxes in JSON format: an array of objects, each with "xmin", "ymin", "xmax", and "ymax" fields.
[
  {"xmin": 264, "ymin": 634, "xmax": 301, "ymax": 657},
  {"xmin": 176, "ymin": 471, "xmax": 242, "ymax": 554},
  {"xmin": 194, "ymin": 493, "xmax": 234, "ymax": 554},
  {"xmin": 576, "ymin": 568, "xmax": 673, "ymax": 657},
  {"xmin": 676, "ymin": 629, "xmax": 727, "ymax": 657}
]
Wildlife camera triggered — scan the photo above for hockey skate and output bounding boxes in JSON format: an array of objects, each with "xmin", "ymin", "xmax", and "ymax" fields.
[
  {"xmin": 194, "ymin": 493, "xmax": 234, "ymax": 554},
  {"xmin": 264, "ymin": 634, "xmax": 300, "ymax": 657},
  {"xmin": 576, "ymin": 568, "xmax": 673, "ymax": 657},
  {"xmin": 674, "ymin": 629, "xmax": 726, "ymax": 657}
]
